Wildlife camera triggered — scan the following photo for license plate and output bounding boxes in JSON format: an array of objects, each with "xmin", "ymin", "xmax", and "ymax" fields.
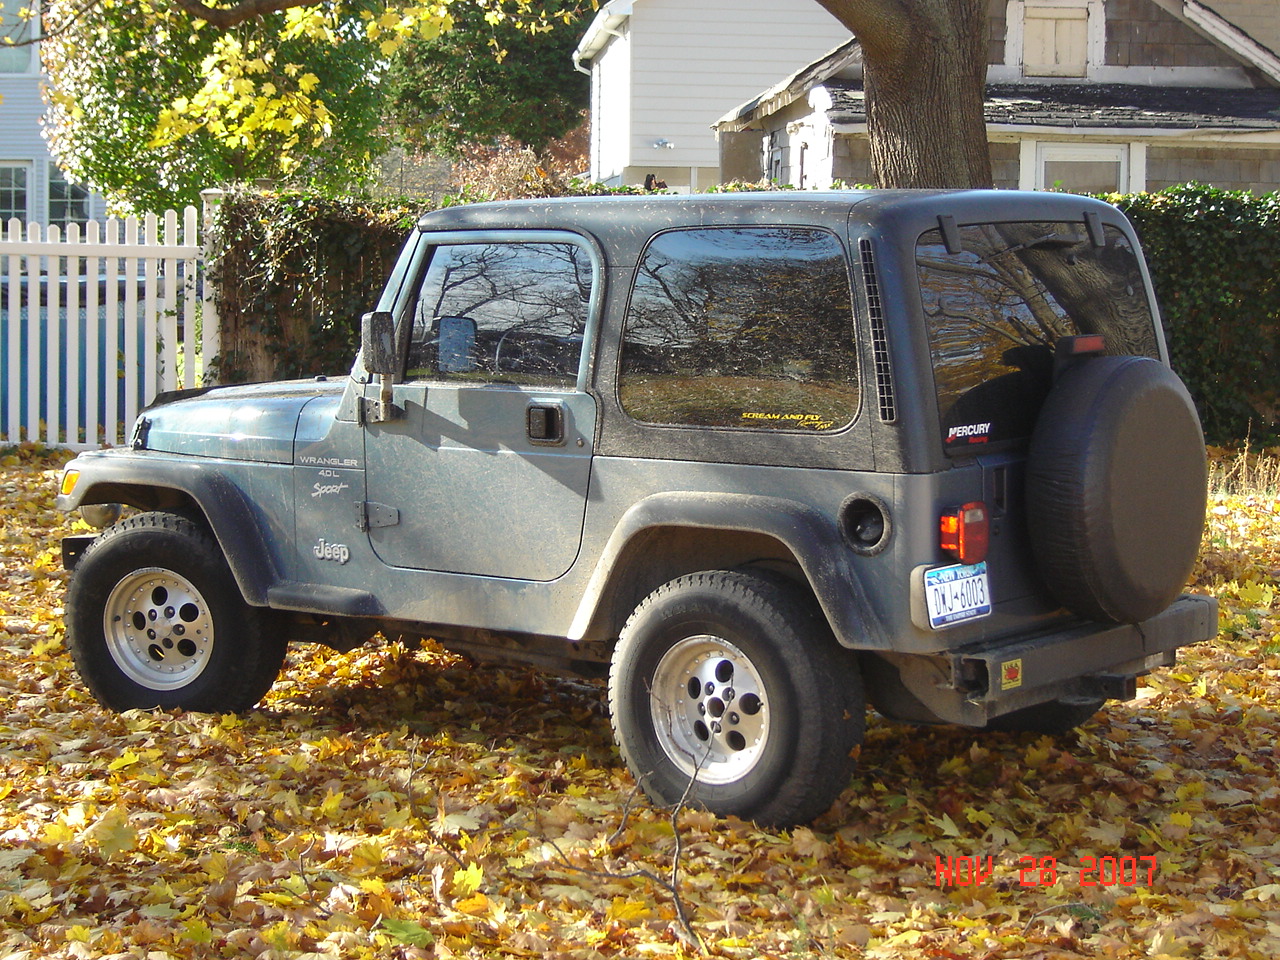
[{"xmin": 924, "ymin": 562, "xmax": 992, "ymax": 628}]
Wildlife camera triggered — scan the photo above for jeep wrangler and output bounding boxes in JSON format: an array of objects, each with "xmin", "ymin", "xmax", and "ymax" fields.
[{"xmin": 56, "ymin": 190, "xmax": 1218, "ymax": 826}]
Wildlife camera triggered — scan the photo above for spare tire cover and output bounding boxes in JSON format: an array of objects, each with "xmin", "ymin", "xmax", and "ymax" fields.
[{"xmin": 1025, "ymin": 355, "xmax": 1205, "ymax": 624}]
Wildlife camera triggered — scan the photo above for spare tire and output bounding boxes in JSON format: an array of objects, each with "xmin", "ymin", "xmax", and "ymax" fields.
[{"xmin": 1025, "ymin": 355, "xmax": 1206, "ymax": 624}]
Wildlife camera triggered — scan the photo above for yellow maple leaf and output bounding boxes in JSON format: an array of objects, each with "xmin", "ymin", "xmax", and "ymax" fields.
[
  {"xmin": 452, "ymin": 862, "xmax": 483, "ymax": 896},
  {"xmin": 454, "ymin": 892, "xmax": 490, "ymax": 916},
  {"xmin": 319, "ymin": 789, "xmax": 344, "ymax": 818},
  {"xmin": 108, "ymin": 750, "xmax": 140, "ymax": 771},
  {"xmin": 606, "ymin": 897, "xmax": 653, "ymax": 923},
  {"xmin": 90, "ymin": 807, "xmax": 137, "ymax": 858}
]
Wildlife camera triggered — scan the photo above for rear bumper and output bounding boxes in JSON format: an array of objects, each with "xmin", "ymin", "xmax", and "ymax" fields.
[{"xmin": 894, "ymin": 593, "xmax": 1218, "ymax": 725}]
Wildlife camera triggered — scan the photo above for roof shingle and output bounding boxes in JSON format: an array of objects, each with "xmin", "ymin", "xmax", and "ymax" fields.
[{"xmin": 823, "ymin": 80, "xmax": 1280, "ymax": 131}]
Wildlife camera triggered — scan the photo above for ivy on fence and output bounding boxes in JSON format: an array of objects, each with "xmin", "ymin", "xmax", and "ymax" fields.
[{"xmin": 208, "ymin": 191, "xmax": 420, "ymax": 384}]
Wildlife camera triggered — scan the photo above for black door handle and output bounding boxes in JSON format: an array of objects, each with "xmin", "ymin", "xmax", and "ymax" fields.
[{"xmin": 527, "ymin": 403, "xmax": 565, "ymax": 444}]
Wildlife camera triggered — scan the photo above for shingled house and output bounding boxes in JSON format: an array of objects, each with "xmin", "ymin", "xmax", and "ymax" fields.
[{"xmin": 715, "ymin": 0, "xmax": 1280, "ymax": 193}]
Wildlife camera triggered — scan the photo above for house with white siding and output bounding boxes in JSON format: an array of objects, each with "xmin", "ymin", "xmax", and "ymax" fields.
[
  {"xmin": 1, "ymin": 1, "xmax": 104, "ymax": 228},
  {"xmin": 715, "ymin": 0, "xmax": 1280, "ymax": 194},
  {"xmin": 572, "ymin": 0, "xmax": 851, "ymax": 191}
]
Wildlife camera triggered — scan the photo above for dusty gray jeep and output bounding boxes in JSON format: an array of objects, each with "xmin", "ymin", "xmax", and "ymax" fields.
[{"xmin": 57, "ymin": 190, "xmax": 1217, "ymax": 825}]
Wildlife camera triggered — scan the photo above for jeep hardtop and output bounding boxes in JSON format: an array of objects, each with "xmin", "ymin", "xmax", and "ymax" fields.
[{"xmin": 57, "ymin": 190, "xmax": 1218, "ymax": 825}]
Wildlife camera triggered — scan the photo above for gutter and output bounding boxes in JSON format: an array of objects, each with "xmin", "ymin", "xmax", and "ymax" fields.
[
  {"xmin": 817, "ymin": 123, "xmax": 1280, "ymax": 142},
  {"xmin": 572, "ymin": 1, "xmax": 633, "ymax": 75}
]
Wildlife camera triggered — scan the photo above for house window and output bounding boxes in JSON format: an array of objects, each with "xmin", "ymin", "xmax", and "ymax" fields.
[
  {"xmin": 1038, "ymin": 143, "xmax": 1126, "ymax": 193},
  {"xmin": 768, "ymin": 132, "xmax": 784, "ymax": 182},
  {"xmin": 1006, "ymin": 0, "xmax": 1101, "ymax": 79},
  {"xmin": 0, "ymin": 164, "xmax": 28, "ymax": 224},
  {"xmin": 1019, "ymin": 142, "xmax": 1146, "ymax": 193},
  {"xmin": 48, "ymin": 164, "xmax": 90, "ymax": 228},
  {"xmin": 0, "ymin": 0, "xmax": 36, "ymax": 73}
]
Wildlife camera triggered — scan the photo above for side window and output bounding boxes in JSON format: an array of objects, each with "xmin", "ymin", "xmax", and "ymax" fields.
[
  {"xmin": 406, "ymin": 241, "xmax": 592, "ymax": 387},
  {"xmin": 0, "ymin": 164, "xmax": 28, "ymax": 223},
  {"xmin": 48, "ymin": 164, "xmax": 91, "ymax": 229},
  {"xmin": 918, "ymin": 221, "xmax": 1159, "ymax": 453},
  {"xmin": 619, "ymin": 227, "xmax": 859, "ymax": 432}
]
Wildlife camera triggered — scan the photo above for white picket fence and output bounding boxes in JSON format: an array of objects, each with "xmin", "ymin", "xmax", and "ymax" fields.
[{"xmin": 0, "ymin": 205, "xmax": 219, "ymax": 450}]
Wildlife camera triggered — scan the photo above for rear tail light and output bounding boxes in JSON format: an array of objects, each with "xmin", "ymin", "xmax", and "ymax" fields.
[{"xmin": 940, "ymin": 501, "xmax": 989, "ymax": 565}]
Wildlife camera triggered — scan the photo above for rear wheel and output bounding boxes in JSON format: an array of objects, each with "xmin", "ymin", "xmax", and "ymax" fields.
[
  {"xmin": 608, "ymin": 570, "xmax": 864, "ymax": 826},
  {"xmin": 66, "ymin": 512, "xmax": 286, "ymax": 712}
]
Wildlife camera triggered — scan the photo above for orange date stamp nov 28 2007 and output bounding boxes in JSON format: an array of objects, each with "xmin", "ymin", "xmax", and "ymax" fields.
[{"xmin": 935, "ymin": 855, "xmax": 1160, "ymax": 888}]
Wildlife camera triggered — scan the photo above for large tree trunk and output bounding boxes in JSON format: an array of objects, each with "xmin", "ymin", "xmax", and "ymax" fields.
[{"xmin": 813, "ymin": 0, "xmax": 993, "ymax": 188}]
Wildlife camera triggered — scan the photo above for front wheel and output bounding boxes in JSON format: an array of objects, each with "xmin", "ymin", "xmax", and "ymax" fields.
[
  {"xmin": 608, "ymin": 570, "xmax": 864, "ymax": 826},
  {"xmin": 66, "ymin": 512, "xmax": 287, "ymax": 712}
]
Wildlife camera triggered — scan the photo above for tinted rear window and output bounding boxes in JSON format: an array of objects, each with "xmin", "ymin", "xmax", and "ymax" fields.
[
  {"xmin": 917, "ymin": 221, "xmax": 1158, "ymax": 454},
  {"xmin": 619, "ymin": 227, "xmax": 859, "ymax": 432}
]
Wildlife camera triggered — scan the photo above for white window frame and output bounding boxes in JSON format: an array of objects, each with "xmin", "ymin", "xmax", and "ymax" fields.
[
  {"xmin": 1018, "ymin": 141, "xmax": 1147, "ymax": 193},
  {"xmin": 1005, "ymin": 0, "xmax": 1105, "ymax": 79},
  {"xmin": 47, "ymin": 162, "xmax": 90, "ymax": 229},
  {"xmin": 0, "ymin": 0, "xmax": 39, "ymax": 74},
  {"xmin": 0, "ymin": 161, "xmax": 32, "ymax": 225}
]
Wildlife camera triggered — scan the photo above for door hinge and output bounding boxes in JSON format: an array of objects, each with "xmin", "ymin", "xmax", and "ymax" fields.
[
  {"xmin": 357, "ymin": 500, "xmax": 400, "ymax": 532},
  {"xmin": 360, "ymin": 395, "xmax": 403, "ymax": 425}
]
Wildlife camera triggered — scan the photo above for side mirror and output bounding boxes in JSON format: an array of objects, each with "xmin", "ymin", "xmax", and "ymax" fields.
[{"xmin": 361, "ymin": 311, "xmax": 398, "ymax": 376}]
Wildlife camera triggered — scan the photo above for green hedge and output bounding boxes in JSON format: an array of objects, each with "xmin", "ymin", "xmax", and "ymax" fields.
[
  {"xmin": 1113, "ymin": 184, "xmax": 1280, "ymax": 445},
  {"xmin": 210, "ymin": 182, "xmax": 1280, "ymax": 444}
]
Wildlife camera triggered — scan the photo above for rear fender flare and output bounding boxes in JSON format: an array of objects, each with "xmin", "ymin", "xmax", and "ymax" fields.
[{"xmin": 569, "ymin": 492, "xmax": 888, "ymax": 649}]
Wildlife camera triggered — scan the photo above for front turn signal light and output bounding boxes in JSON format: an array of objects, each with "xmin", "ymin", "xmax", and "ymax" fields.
[
  {"xmin": 60, "ymin": 470, "xmax": 80, "ymax": 497},
  {"xmin": 940, "ymin": 501, "xmax": 989, "ymax": 565}
]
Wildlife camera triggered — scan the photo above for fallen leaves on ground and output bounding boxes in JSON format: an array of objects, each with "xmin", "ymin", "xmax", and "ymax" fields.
[{"xmin": 3, "ymin": 443, "xmax": 1280, "ymax": 959}]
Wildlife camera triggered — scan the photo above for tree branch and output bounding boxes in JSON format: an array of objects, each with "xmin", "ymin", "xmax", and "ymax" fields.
[
  {"xmin": 2, "ymin": 0, "xmax": 100, "ymax": 47},
  {"xmin": 811, "ymin": 0, "xmax": 911, "ymax": 56}
]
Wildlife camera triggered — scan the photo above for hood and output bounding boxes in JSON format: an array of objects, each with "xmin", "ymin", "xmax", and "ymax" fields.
[{"xmin": 139, "ymin": 379, "xmax": 347, "ymax": 464}]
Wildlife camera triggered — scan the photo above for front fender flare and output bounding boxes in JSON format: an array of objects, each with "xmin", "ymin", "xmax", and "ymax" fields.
[{"xmin": 58, "ymin": 455, "xmax": 282, "ymax": 607}]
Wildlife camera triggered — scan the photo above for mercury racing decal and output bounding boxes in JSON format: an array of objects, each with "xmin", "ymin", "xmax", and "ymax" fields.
[{"xmin": 946, "ymin": 422, "xmax": 992, "ymax": 445}]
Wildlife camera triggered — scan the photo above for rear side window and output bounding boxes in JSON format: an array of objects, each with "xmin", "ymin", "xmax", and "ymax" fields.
[
  {"xmin": 917, "ymin": 221, "xmax": 1158, "ymax": 454},
  {"xmin": 619, "ymin": 227, "xmax": 859, "ymax": 431}
]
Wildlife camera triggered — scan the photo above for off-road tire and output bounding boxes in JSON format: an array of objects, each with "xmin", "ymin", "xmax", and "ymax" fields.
[
  {"xmin": 66, "ymin": 512, "xmax": 286, "ymax": 712},
  {"xmin": 608, "ymin": 570, "xmax": 864, "ymax": 826}
]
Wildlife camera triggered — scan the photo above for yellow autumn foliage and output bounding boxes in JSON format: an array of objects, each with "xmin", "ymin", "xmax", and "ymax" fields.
[{"xmin": 1, "ymin": 442, "xmax": 1280, "ymax": 957}]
